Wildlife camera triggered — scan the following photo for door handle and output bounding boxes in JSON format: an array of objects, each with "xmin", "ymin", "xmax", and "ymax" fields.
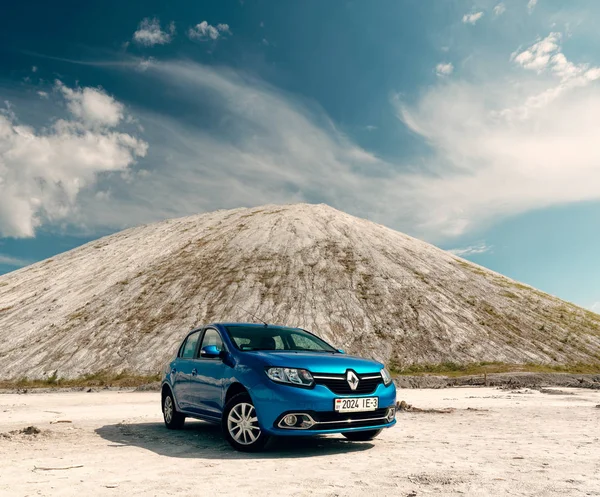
[{"xmin": 191, "ymin": 369, "xmax": 197, "ymax": 376}]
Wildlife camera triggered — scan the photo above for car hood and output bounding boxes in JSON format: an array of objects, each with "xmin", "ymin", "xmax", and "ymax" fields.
[{"xmin": 247, "ymin": 351, "xmax": 383, "ymax": 374}]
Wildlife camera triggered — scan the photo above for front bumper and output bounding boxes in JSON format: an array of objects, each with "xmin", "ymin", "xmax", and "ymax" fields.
[{"xmin": 250, "ymin": 381, "xmax": 397, "ymax": 436}]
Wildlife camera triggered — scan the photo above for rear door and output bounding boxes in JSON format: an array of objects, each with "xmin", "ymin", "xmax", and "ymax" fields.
[
  {"xmin": 188, "ymin": 327, "xmax": 228, "ymax": 417},
  {"xmin": 172, "ymin": 330, "xmax": 201, "ymax": 411}
]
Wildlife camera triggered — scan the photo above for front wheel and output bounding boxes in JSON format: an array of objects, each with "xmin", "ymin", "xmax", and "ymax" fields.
[
  {"xmin": 222, "ymin": 393, "xmax": 269, "ymax": 452},
  {"xmin": 342, "ymin": 429, "xmax": 382, "ymax": 441}
]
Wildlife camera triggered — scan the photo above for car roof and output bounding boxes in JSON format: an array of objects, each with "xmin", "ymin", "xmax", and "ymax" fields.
[{"xmin": 211, "ymin": 322, "xmax": 301, "ymax": 330}]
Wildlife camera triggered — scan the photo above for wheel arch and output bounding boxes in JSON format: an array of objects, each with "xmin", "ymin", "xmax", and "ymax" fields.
[
  {"xmin": 225, "ymin": 382, "xmax": 249, "ymax": 405},
  {"xmin": 161, "ymin": 382, "xmax": 172, "ymax": 400}
]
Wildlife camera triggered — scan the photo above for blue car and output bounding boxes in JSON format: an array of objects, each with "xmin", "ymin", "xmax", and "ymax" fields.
[{"xmin": 161, "ymin": 323, "xmax": 396, "ymax": 451}]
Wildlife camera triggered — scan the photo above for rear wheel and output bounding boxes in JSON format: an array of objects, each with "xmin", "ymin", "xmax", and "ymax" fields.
[
  {"xmin": 222, "ymin": 393, "xmax": 269, "ymax": 452},
  {"xmin": 342, "ymin": 429, "xmax": 382, "ymax": 441},
  {"xmin": 162, "ymin": 390, "xmax": 185, "ymax": 430}
]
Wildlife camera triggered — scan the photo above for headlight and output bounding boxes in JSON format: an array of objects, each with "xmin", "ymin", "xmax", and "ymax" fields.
[
  {"xmin": 266, "ymin": 367, "xmax": 314, "ymax": 387},
  {"xmin": 381, "ymin": 368, "xmax": 393, "ymax": 386}
]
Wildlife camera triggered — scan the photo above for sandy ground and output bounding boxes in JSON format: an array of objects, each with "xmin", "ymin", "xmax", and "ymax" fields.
[{"xmin": 1, "ymin": 387, "xmax": 599, "ymax": 497}]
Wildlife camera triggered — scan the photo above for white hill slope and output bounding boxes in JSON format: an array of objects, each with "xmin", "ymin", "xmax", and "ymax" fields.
[{"xmin": 1, "ymin": 203, "xmax": 599, "ymax": 380}]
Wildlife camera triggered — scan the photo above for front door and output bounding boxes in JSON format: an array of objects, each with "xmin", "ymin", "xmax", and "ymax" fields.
[
  {"xmin": 188, "ymin": 327, "xmax": 227, "ymax": 417},
  {"xmin": 172, "ymin": 330, "xmax": 201, "ymax": 411}
]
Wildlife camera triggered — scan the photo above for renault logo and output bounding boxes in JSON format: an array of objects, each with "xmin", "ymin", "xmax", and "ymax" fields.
[{"xmin": 346, "ymin": 370, "xmax": 359, "ymax": 391}]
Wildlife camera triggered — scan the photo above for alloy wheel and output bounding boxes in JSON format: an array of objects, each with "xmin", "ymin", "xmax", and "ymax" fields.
[
  {"xmin": 164, "ymin": 395, "xmax": 174, "ymax": 424},
  {"xmin": 227, "ymin": 402, "xmax": 261, "ymax": 445}
]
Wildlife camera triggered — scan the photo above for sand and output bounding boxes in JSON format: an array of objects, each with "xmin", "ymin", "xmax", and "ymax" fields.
[{"xmin": 1, "ymin": 387, "xmax": 599, "ymax": 496}]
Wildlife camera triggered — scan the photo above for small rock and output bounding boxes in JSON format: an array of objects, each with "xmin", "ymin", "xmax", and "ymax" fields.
[{"xmin": 20, "ymin": 426, "xmax": 41, "ymax": 435}]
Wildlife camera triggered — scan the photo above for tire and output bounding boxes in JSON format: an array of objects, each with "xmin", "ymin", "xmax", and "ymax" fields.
[
  {"xmin": 342, "ymin": 429, "xmax": 383, "ymax": 441},
  {"xmin": 222, "ymin": 393, "xmax": 269, "ymax": 452},
  {"xmin": 162, "ymin": 389, "xmax": 186, "ymax": 430}
]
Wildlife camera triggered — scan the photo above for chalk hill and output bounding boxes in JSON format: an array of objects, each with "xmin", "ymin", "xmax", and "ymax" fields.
[{"xmin": 1, "ymin": 204, "xmax": 599, "ymax": 379}]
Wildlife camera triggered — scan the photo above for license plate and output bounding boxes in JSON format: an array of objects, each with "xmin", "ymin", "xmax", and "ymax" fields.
[{"xmin": 334, "ymin": 397, "xmax": 378, "ymax": 413}]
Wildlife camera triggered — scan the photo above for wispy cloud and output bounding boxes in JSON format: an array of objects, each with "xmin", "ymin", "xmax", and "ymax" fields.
[
  {"xmin": 8, "ymin": 24, "xmax": 600, "ymax": 244},
  {"xmin": 187, "ymin": 21, "xmax": 231, "ymax": 42},
  {"xmin": 436, "ymin": 62, "xmax": 454, "ymax": 77},
  {"xmin": 448, "ymin": 243, "xmax": 492, "ymax": 257},
  {"xmin": 590, "ymin": 302, "xmax": 600, "ymax": 313},
  {"xmin": 493, "ymin": 3, "xmax": 506, "ymax": 16},
  {"xmin": 71, "ymin": 60, "xmax": 390, "ymax": 233},
  {"xmin": 462, "ymin": 12, "xmax": 484, "ymax": 25},
  {"xmin": 394, "ymin": 30, "xmax": 600, "ymax": 237},
  {"xmin": 133, "ymin": 18, "xmax": 175, "ymax": 47},
  {"xmin": 0, "ymin": 254, "xmax": 31, "ymax": 267},
  {"xmin": 527, "ymin": 0, "xmax": 538, "ymax": 14}
]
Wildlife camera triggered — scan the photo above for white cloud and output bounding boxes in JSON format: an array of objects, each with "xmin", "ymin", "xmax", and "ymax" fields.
[
  {"xmin": 493, "ymin": 3, "xmax": 506, "ymax": 16},
  {"xmin": 0, "ymin": 84, "xmax": 147, "ymax": 238},
  {"xmin": 9, "ymin": 30, "xmax": 600, "ymax": 243},
  {"xmin": 0, "ymin": 254, "xmax": 31, "ymax": 267},
  {"xmin": 57, "ymin": 82, "xmax": 124, "ymax": 128},
  {"xmin": 364, "ymin": 125, "xmax": 377, "ymax": 131},
  {"xmin": 133, "ymin": 18, "xmax": 174, "ymax": 47},
  {"xmin": 527, "ymin": 0, "xmax": 538, "ymax": 14},
  {"xmin": 505, "ymin": 33, "xmax": 600, "ymax": 119},
  {"xmin": 591, "ymin": 302, "xmax": 600, "ymax": 313},
  {"xmin": 512, "ymin": 32, "xmax": 561, "ymax": 73},
  {"xmin": 188, "ymin": 21, "xmax": 231, "ymax": 41},
  {"xmin": 37, "ymin": 91, "xmax": 49, "ymax": 99},
  {"xmin": 462, "ymin": 12, "xmax": 484, "ymax": 25},
  {"xmin": 394, "ymin": 31, "xmax": 600, "ymax": 238},
  {"xmin": 448, "ymin": 243, "xmax": 492, "ymax": 257},
  {"xmin": 513, "ymin": 33, "xmax": 594, "ymax": 83},
  {"xmin": 436, "ymin": 62, "xmax": 454, "ymax": 76},
  {"xmin": 31, "ymin": 66, "xmax": 38, "ymax": 73}
]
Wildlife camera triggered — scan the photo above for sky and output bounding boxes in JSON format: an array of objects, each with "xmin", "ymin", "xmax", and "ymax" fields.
[{"xmin": 0, "ymin": 0, "xmax": 599, "ymax": 311}]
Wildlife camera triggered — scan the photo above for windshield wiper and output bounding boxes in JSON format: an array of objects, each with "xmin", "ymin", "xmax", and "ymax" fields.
[{"xmin": 290, "ymin": 349, "xmax": 338, "ymax": 353}]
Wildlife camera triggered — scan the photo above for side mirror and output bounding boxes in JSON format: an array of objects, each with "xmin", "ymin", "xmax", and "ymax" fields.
[
  {"xmin": 337, "ymin": 349, "xmax": 345, "ymax": 354},
  {"xmin": 200, "ymin": 345, "xmax": 222, "ymax": 359}
]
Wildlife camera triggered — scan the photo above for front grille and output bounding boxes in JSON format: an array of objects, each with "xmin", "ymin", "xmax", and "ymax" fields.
[
  {"xmin": 313, "ymin": 372, "xmax": 383, "ymax": 395},
  {"xmin": 312, "ymin": 408, "xmax": 389, "ymax": 431}
]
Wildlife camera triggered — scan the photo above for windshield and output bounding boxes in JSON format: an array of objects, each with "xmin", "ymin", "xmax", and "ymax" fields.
[{"xmin": 225, "ymin": 326, "xmax": 337, "ymax": 353}]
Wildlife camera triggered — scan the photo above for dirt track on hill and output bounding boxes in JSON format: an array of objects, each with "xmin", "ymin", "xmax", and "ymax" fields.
[{"xmin": 2, "ymin": 387, "xmax": 600, "ymax": 496}]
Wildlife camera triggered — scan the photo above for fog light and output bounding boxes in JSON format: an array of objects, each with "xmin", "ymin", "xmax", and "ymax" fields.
[
  {"xmin": 386, "ymin": 407, "xmax": 396, "ymax": 421},
  {"xmin": 277, "ymin": 413, "xmax": 316, "ymax": 429},
  {"xmin": 283, "ymin": 414, "xmax": 298, "ymax": 426}
]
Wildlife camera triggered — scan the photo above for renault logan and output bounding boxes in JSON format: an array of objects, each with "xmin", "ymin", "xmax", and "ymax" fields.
[{"xmin": 161, "ymin": 323, "xmax": 396, "ymax": 451}]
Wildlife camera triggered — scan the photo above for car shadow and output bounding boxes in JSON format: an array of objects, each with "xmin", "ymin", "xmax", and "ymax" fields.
[{"xmin": 95, "ymin": 420, "xmax": 374, "ymax": 459}]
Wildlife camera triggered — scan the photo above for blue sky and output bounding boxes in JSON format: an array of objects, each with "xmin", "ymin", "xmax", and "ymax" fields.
[{"xmin": 1, "ymin": 0, "xmax": 599, "ymax": 311}]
